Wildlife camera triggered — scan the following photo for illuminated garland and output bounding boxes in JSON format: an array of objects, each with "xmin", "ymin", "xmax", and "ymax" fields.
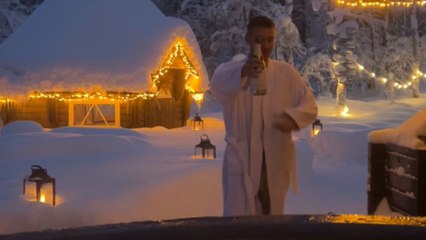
[
  {"xmin": 1, "ymin": 42, "xmax": 206, "ymax": 104},
  {"xmin": 151, "ymin": 42, "xmax": 200, "ymax": 93},
  {"xmin": 336, "ymin": 0, "xmax": 426, "ymax": 8},
  {"xmin": 321, "ymin": 214, "xmax": 426, "ymax": 225},
  {"xmin": 0, "ymin": 97, "xmax": 13, "ymax": 103},
  {"xmin": 333, "ymin": 60, "xmax": 426, "ymax": 89},
  {"xmin": 354, "ymin": 63, "xmax": 426, "ymax": 89},
  {"xmin": 28, "ymin": 91, "xmax": 157, "ymax": 102}
]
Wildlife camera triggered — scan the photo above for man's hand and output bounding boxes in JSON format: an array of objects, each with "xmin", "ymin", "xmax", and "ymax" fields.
[
  {"xmin": 241, "ymin": 55, "xmax": 264, "ymax": 78},
  {"xmin": 272, "ymin": 113, "xmax": 299, "ymax": 132}
]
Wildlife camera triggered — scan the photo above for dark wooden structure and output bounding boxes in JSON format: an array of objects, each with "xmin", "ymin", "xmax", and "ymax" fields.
[
  {"xmin": 368, "ymin": 143, "xmax": 388, "ymax": 214},
  {"xmin": 368, "ymin": 139, "xmax": 426, "ymax": 216},
  {"xmin": 386, "ymin": 143, "xmax": 426, "ymax": 215},
  {"xmin": 0, "ymin": 92, "xmax": 191, "ymax": 129},
  {"xmin": 2, "ymin": 215, "xmax": 426, "ymax": 240}
]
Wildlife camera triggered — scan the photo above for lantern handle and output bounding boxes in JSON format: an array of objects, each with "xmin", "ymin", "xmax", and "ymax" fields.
[
  {"xmin": 201, "ymin": 134, "xmax": 209, "ymax": 140},
  {"xmin": 31, "ymin": 164, "xmax": 44, "ymax": 170}
]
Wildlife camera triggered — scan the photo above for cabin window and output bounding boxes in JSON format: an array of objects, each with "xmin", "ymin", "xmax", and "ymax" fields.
[{"xmin": 68, "ymin": 100, "xmax": 120, "ymax": 127}]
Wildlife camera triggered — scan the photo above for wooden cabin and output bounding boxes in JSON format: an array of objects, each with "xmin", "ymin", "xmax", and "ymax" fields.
[
  {"xmin": 0, "ymin": 1, "xmax": 208, "ymax": 128},
  {"xmin": 0, "ymin": 42, "xmax": 202, "ymax": 128}
]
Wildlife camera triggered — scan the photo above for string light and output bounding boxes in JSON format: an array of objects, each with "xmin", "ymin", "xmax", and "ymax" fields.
[
  {"xmin": 333, "ymin": 61, "xmax": 426, "ymax": 90},
  {"xmin": 1, "ymin": 40, "xmax": 205, "ymax": 103},
  {"xmin": 28, "ymin": 91, "xmax": 157, "ymax": 102},
  {"xmin": 336, "ymin": 0, "xmax": 426, "ymax": 8},
  {"xmin": 339, "ymin": 105, "xmax": 351, "ymax": 117},
  {"xmin": 151, "ymin": 41, "xmax": 200, "ymax": 93},
  {"xmin": 191, "ymin": 91, "xmax": 204, "ymax": 102},
  {"xmin": 0, "ymin": 97, "xmax": 13, "ymax": 103}
]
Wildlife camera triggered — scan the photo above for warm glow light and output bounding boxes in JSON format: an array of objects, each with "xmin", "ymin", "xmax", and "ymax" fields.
[
  {"xmin": 336, "ymin": 0, "xmax": 426, "ymax": 8},
  {"xmin": 40, "ymin": 194, "xmax": 46, "ymax": 203},
  {"xmin": 312, "ymin": 129, "xmax": 321, "ymax": 136},
  {"xmin": 322, "ymin": 214, "xmax": 426, "ymax": 226},
  {"xmin": 337, "ymin": 58, "xmax": 422, "ymax": 92},
  {"xmin": 340, "ymin": 106, "xmax": 350, "ymax": 117},
  {"xmin": 191, "ymin": 92, "xmax": 204, "ymax": 102},
  {"xmin": 151, "ymin": 41, "xmax": 201, "ymax": 94},
  {"xmin": 0, "ymin": 97, "xmax": 14, "ymax": 103},
  {"xmin": 191, "ymin": 91, "xmax": 205, "ymax": 110},
  {"xmin": 2, "ymin": 41, "xmax": 206, "ymax": 103},
  {"xmin": 29, "ymin": 91, "xmax": 156, "ymax": 102}
]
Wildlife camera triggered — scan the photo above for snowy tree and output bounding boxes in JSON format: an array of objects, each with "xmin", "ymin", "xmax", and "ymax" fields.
[
  {"xmin": 151, "ymin": 0, "xmax": 426, "ymax": 99},
  {"xmin": 300, "ymin": 53, "xmax": 333, "ymax": 97},
  {"xmin": 306, "ymin": 0, "xmax": 332, "ymax": 53},
  {"xmin": 153, "ymin": 0, "xmax": 305, "ymax": 77},
  {"xmin": 0, "ymin": 0, "xmax": 43, "ymax": 44},
  {"xmin": 327, "ymin": 8, "xmax": 359, "ymax": 113}
]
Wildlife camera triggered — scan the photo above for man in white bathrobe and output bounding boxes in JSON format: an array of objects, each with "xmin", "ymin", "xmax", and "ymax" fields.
[{"xmin": 209, "ymin": 16, "xmax": 318, "ymax": 216}]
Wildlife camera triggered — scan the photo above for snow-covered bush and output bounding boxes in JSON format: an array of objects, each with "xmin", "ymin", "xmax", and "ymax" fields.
[{"xmin": 0, "ymin": 120, "xmax": 44, "ymax": 135}]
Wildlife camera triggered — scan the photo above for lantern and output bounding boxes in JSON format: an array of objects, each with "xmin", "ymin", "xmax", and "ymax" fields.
[
  {"xmin": 23, "ymin": 165, "xmax": 56, "ymax": 206},
  {"xmin": 190, "ymin": 113, "xmax": 204, "ymax": 130},
  {"xmin": 194, "ymin": 134, "xmax": 216, "ymax": 159},
  {"xmin": 311, "ymin": 119, "xmax": 323, "ymax": 137}
]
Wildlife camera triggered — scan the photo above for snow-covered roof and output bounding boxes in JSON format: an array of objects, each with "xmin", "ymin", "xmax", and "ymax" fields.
[{"xmin": 0, "ymin": 0, "xmax": 208, "ymax": 99}]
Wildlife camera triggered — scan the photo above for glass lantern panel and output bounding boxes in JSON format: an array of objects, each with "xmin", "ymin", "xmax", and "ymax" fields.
[
  {"xmin": 193, "ymin": 121, "xmax": 203, "ymax": 131},
  {"xmin": 23, "ymin": 181, "xmax": 37, "ymax": 202},
  {"xmin": 195, "ymin": 147, "xmax": 203, "ymax": 159},
  {"xmin": 40, "ymin": 182, "xmax": 55, "ymax": 206},
  {"xmin": 205, "ymin": 149, "xmax": 215, "ymax": 159},
  {"xmin": 311, "ymin": 127, "xmax": 321, "ymax": 137}
]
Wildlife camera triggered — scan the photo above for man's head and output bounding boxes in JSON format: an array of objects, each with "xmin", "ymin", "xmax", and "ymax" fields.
[{"xmin": 245, "ymin": 16, "xmax": 276, "ymax": 60}]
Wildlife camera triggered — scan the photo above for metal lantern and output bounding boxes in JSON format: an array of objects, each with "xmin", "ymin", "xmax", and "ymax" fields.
[
  {"xmin": 311, "ymin": 119, "xmax": 323, "ymax": 137},
  {"xmin": 23, "ymin": 165, "xmax": 56, "ymax": 206},
  {"xmin": 190, "ymin": 113, "xmax": 204, "ymax": 131},
  {"xmin": 194, "ymin": 134, "xmax": 216, "ymax": 159}
]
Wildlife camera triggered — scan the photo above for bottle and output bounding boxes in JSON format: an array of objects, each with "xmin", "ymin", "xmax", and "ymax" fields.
[{"xmin": 249, "ymin": 42, "xmax": 267, "ymax": 95}]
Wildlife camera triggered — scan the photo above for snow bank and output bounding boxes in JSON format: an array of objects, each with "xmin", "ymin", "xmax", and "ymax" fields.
[
  {"xmin": 0, "ymin": 120, "xmax": 44, "ymax": 135},
  {"xmin": 368, "ymin": 108, "xmax": 426, "ymax": 149}
]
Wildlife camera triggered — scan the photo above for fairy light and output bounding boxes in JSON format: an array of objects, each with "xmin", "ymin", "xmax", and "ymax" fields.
[
  {"xmin": 336, "ymin": 0, "xmax": 426, "ymax": 8},
  {"xmin": 0, "ymin": 97, "xmax": 14, "ymax": 103},
  {"xmin": 334, "ymin": 60, "xmax": 426, "ymax": 90},
  {"xmin": 191, "ymin": 91, "xmax": 204, "ymax": 102},
  {"xmin": 29, "ymin": 91, "xmax": 157, "ymax": 102},
  {"xmin": 341, "ymin": 105, "xmax": 350, "ymax": 116},
  {"xmin": 2, "ymin": 41, "xmax": 205, "ymax": 103},
  {"xmin": 151, "ymin": 41, "xmax": 200, "ymax": 93},
  {"xmin": 322, "ymin": 214, "xmax": 426, "ymax": 226}
]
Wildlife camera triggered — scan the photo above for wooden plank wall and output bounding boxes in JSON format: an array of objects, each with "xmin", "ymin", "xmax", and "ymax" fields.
[
  {"xmin": 1, "ymin": 93, "xmax": 191, "ymax": 129},
  {"xmin": 1, "ymin": 99, "xmax": 68, "ymax": 128},
  {"xmin": 121, "ymin": 92, "xmax": 191, "ymax": 129}
]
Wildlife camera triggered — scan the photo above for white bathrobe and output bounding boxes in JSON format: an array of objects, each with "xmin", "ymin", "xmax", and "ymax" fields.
[{"xmin": 209, "ymin": 58, "xmax": 317, "ymax": 216}]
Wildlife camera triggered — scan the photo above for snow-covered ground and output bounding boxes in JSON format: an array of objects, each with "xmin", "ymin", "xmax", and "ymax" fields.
[{"xmin": 1, "ymin": 94, "xmax": 426, "ymax": 235}]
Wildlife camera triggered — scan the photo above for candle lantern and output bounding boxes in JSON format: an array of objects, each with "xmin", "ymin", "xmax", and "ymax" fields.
[
  {"xmin": 190, "ymin": 113, "xmax": 204, "ymax": 131},
  {"xmin": 23, "ymin": 165, "xmax": 56, "ymax": 206},
  {"xmin": 194, "ymin": 134, "xmax": 216, "ymax": 159},
  {"xmin": 311, "ymin": 119, "xmax": 323, "ymax": 137}
]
